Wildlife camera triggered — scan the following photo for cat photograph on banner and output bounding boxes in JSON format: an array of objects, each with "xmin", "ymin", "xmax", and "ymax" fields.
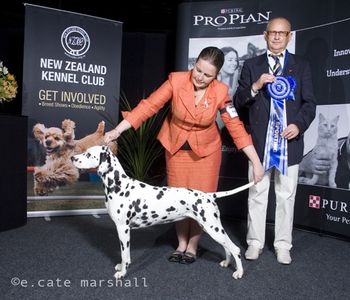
[{"xmin": 298, "ymin": 104, "xmax": 350, "ymax": 190}]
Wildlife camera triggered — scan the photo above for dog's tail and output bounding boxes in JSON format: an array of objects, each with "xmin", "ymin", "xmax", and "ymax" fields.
[{"xmin": 212, "ymin": 182, "xmax": 254, "ymax": 199}]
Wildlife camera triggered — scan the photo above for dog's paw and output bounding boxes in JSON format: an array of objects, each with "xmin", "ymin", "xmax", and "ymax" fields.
[
  {"xmin": 34, "ymin": 170, "xmax": 44, "ymax": 182},
  {"xmin": 34, "ymin": 187, "xmax": 49, "ymax": 196},
  {"xmin": 114, "ymin": 271, "xmax": 126, "ymax": 279},
  {"xmin": 232, "ymin": 270, "xmax": 243, "ymax": 280},
  {"xmin": 219, "ymin": 259, "xmax": 230, "ymax": 268},
  {"xmin": 115, "ymin": 264, "xmax": 122, "ymax": 271}
]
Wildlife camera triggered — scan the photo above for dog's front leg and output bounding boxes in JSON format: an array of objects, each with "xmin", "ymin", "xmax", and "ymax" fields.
[{"xmin": 114, "ymin": 224, "xmax": 131, "ymax": 279}]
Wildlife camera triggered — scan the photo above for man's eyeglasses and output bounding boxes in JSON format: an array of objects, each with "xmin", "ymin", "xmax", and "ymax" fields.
[{"xmin": 266, "ymin": 31, "xmax": 290, "ymax": 37}]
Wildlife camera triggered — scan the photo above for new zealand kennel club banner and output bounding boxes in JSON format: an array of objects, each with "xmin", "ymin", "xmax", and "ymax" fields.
[
  {"xmin": 176, "ymin": 0, "xmax": 350, "ymax": 238},
  {"xmin": 22, "ymin": 5, "xmax": 122, "ymax": 213}
]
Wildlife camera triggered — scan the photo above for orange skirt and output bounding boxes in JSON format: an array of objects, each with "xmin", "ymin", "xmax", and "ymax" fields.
[{"xmin": 165, "ymin": 148, "xmax": 221, "ymax": 193}]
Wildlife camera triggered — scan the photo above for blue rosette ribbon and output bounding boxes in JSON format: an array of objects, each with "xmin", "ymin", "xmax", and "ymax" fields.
[
  {"xmin": 267, "ymin": 76, "xmax": 296, "ymax": 100},
  {"xmin": 263, "ymin": 76, "xmax": 296, "ymax": 175}
]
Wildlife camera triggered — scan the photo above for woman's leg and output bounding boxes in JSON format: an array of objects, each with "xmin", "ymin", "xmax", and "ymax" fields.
[
  {"xmin": 185, "ymin": 219, "xmax": 203, "ymax": 255},
  {"xmin": 175, "ymin": 219, "xmax": 190, "ymax": 252}
]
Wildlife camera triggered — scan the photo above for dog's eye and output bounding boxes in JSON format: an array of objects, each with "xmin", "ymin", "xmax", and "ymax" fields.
[{"xmin": 54, "ymin": 137, "xmax": 60, "ymax": 141}]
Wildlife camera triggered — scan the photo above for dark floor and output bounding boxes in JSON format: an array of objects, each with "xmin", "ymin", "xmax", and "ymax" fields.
[{"xmin": 1, "ymin": 214, "xmax": 349, "ymax": 300}]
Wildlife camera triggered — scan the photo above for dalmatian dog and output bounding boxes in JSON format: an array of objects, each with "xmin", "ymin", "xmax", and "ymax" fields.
[{"xmin": 72, "ymin": 145, "xmax": 254, "ymax": 280}]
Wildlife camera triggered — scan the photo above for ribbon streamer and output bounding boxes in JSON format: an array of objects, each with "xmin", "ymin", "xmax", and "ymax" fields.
[{"xmin": 263, "ymin": 76, "xmax": 296, "ymax": 175}]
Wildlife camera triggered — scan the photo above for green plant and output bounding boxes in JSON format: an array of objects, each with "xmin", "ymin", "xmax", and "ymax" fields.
[{"xmin": 103, "ymin": 92, "xmax": 168, "ymax": 183}]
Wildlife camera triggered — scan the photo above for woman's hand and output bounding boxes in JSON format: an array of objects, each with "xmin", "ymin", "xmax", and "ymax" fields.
[
  {"xmin": 104, "ymin": 128, "xmax": 121, "ymax": 144},
  {"xmin": 104, "ymin": 120, "xmax": 132, "ymax": 144}
]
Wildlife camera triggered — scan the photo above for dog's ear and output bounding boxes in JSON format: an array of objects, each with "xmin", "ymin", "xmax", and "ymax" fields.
[
  {"xmin": 62, "ymin": 119, "xmax": 76, "ymax": 143},
  {"xmin": 32, "ymin": 123, "xmax": 46, "ymax": 144},
  {"xmin": 99, "ymin": 147, "xmax": 111, "ymax": 165}
]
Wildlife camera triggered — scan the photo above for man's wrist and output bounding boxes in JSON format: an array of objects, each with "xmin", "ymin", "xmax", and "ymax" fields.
[{"xmin": 251, "ymin": 84, "xmax": 259, "ymax": 95}]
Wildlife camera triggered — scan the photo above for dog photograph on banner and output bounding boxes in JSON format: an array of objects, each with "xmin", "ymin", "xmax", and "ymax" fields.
[{"xmin": 22, "ymin": 5, "xmax": 122, "ymax": 215}]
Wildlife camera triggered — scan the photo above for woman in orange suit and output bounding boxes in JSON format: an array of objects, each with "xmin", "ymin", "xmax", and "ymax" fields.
[{"xmin": 105, "ymin": 47, "xmax": 264, "ymax": 264}]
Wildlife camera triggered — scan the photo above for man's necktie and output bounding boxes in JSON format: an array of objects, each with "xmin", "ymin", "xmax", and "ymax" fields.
[{"xmin": 269, "ymin": 53, "xmax": 283, "ymax": 75}]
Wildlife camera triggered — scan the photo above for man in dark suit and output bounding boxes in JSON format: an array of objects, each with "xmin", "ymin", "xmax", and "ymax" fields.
[{"xmin": 234, "ymin": 17, "xmax": 316, "ymax": 264}]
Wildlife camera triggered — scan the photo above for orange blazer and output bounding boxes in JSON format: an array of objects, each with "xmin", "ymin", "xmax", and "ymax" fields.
[{"xmin": 123, "ymin": 71, "xmax": 252, "ymax": 157}]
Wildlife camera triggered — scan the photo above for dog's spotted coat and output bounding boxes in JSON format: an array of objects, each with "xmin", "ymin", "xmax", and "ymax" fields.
[{"xmin": 72, "ymin": 146, "xmax": 253, "ymax": 280}]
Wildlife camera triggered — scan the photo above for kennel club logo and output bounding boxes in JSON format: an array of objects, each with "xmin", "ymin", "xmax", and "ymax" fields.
[{"xmin": 61, "ymin": 26, "xmax": 90, "ymax": 58}]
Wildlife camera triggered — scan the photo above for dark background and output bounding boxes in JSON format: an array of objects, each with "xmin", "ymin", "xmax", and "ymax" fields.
[{"xmin": 0, "ymin": 0, "xmax": 189, "ymax": 115}]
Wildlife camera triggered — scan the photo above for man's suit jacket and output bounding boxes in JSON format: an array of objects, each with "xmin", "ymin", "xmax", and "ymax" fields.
[
  {"xmin": 233, "ymin": 51, "xmax": 316, "ymax": 166},
  {"xmin": 123, "ymin": 71, "xmax": 252, "ymax": 158}
]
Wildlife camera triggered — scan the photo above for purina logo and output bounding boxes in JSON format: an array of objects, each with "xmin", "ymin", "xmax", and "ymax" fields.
[
  {"xmin": 61, "ymin": 26, "xmax": 90, "ymax": 59},
  {"xmin": 308, "ymin": 194, "xmax": 349, "ymax": 213},
  {"xmin": 309, "ymin": 195, "xmax": 321, "ymax": 209}
]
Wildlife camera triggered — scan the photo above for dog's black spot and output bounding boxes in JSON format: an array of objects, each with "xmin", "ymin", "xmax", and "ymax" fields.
[
  {"xmin": 122, "ymin": 174, "xmax": 127, "ymax": 179},
  {"xmin": 126, "ymin": 241, "xmax": 130, "ymax": 248},
  {"xmin": 107, "ymin": 178, "xmax": 114, "ymax": 187},
  {"xmin": 200, "ymin": 209, "xmax": 206, "ymax": 222},
  {"xmin": 125, "ymin": 183, "xmax": 129, "ymax": 189},
  {"xmin": 120, "ymin": 241, "xmax": 124, "ymax": 251},
  {"xmin": 120, "ymin": 192, "xmax": 124, "ymax": 197},
  {"xmin": 141, "ymin": 215, "xmax": 148, "ymax": 221},
  {"xmin": 131, "ymin": 212, "xmax": 136, "ymax": 218},
  {"xmin": 143, "ymin": 204, "xmax": 148, "ymax": 209},
  {"xmin": 113, "ymin": 170, "xmax": 120, "ymax": 180},
  {"xmin": 140, "ymin": 183, "xmax": 146, "ymax": 188},
  {"xmin": 194, "ymin": 192, "xmax": 198, "ymax": 197},
  {"xmin": 131, "ymin": 186, "xmax": 135, "ymax": 189},
  {"xmin": 109, "ymin": 185, "xmax": 120, "ymax": 194},
  {"xmin": 86, "ymin": 153, "xmax": 91, "ymax": 158},
  {"xmin": 129, "ymin": 205, "xmax": 132, "ymax": 209},
  {"xmin": 214, "ymin": 227, "xmax": 219, "ymax": 232},
  {"xmin": 132, "ymin": 199, "xmax": 142, "ymax": 213},
  {"xmin": 127, "ymin": 211, "xmax": 131, "ymax": 218},
  {"xmin": 126, "ymin": 220, "xmax": 130, "ymax": 225},
  {"xmin": 162, "ymin": 187, "xmax": 167, "ymax": 191},
  {"xmin": 153, "ymin": 187, "xmax": 158, "ymax": 190},
  {"xmin": 161, "ymin": 216, "xmax": 167, "ymax": 220},
  {"xmin": 213, "ymin": 194, "xmax": 217, "ymax": 199},
  {"xmin": 156, "ymin": 191, "xmax": 164, "ymax": 200},
  {"xmin": 125, "ymin": 229, "xmax": 129, "ymax": 234},
  {"xmin": 221, "ymin": 229, "xmax": 225, "ymax": 234},
  {"xmin": 125, "ymin": 191, "xmax": 130, "ymax": 197},
  {"xmin": 120, "ymin": 204, "xmax": 124, "ymax": 208},
  {"xmin": 180, "ymin": 200, "xmax": 186, "ymax": 205},
  {"xmin": 195, "ymin": 199, "xmax": 202, "ymax": 205},
  {"xmin": 146, "ymin": 222, "xmax": 153, "ymax": 226},
  {"xmin": 192, "ymin": 204, "xmax": 198, "ymax": 212},
  {"xmin": 117, "ymin": 209, "xmax": 120, "ymax": 214},
  {"xmin": 152, "ymin": 214, "xmax": 159, "ymax": 219},
  {"xmin": 166, "ymin": 206, "xmax": 176, "ymax": 212}
]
